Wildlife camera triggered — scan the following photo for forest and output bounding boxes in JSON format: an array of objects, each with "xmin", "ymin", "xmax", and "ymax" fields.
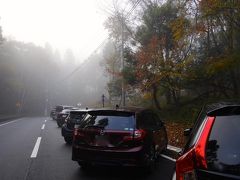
[
  {"xmin": 0, "ymin": 32, "xmax": 107, "ymax": 115},
  {"xmin": 0, "ymin": 0, "xmax": 240, "ymax": 121},
  {"xmin": 102, "ymin": 0, "xmax": 240, "ymax": 121}
]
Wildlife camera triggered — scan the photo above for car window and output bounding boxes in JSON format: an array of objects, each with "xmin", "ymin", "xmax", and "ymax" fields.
[
  {"xmin": 70, "ymin": 112, "xmax": 86, "ymax": 120},
  {"xmin": 184, "ymin": 111, "xmax": 207, "ymax": 152},
  {"xmin": 64, "ymin": 106, "xmax": 73, "ymax": 110},
  {"xmin": 80, "ymin": 114, "xmax": 135, "ymax": 131},
  {"xmin": 137, "ymin": 112, "xmax": 157, "ymax": 129},
  {"xmin": 56, "ymin": 106, "xmax": 63, "ymax": 112},
  {"xmin": 206, "ymin": 115, "xmax": 240, "ymax": 176},
  {"xmin": 152, "ymin": 113, "xmax": 162, "ymax": 127}
]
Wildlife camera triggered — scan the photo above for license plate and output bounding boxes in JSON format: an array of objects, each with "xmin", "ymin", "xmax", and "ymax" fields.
[{"xmin": 94, "ymin": 135, "xmax": 108, "ymax": 146}]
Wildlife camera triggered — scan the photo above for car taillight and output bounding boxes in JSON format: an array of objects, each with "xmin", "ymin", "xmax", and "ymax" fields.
[
  {"xmin": 176, "ymin": 117, "xmax": 215, "ymax": 180},
  {"xmin": 73, "ymin": 129, "xmax": 84, "ymax": 137},
  {"xmin": 123, "ymin": 129, "xmax": 146, "ymax": 141},
  {"xmin": 133, "ymin": 129, "xmax": 146, "ymax": 140}
]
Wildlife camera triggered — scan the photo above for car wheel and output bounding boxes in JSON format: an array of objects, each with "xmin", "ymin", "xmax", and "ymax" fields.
[
  {"xmin": 57, "ymin": 121, "xmax": 62, "ymax": 127},
  {"xmin": 64, "ymin": 137, "xmax": 72, "ymax": 144},
  {"xmin": 162, "ymin": 139, "xmax": 168, "ymax": 153},
  {"xmin": 144, "ymin": 145, "xmax": 156, "ymax": 173}
]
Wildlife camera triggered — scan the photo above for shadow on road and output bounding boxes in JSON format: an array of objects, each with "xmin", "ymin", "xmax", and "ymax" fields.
[{"xmin": 69, "ymin": 158, "xmax": 174, "ymax": 180}]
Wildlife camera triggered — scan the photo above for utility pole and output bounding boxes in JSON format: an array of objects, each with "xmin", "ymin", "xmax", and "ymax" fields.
[
  {"xmin": 102, "ymin": 94, "xmax": 105, "ymax": 107},
  {"xmin": 121, "ymin": 11, "xmax": 126, "ymax": 107}
]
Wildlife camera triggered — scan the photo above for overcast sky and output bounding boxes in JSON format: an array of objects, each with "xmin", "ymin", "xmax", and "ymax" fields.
[{"xmin": 0, "ymin": 0, "xmax": 113, "ymax": 62}]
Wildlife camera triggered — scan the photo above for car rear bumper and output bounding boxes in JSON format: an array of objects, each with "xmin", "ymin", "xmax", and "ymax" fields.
[
  {"xmin": 72, "ymin": 145, "xmax": 147, "ymax": 167},
  {"xmin": 61, "ymin": 124, "xmax": 73, "ymax": 138}
]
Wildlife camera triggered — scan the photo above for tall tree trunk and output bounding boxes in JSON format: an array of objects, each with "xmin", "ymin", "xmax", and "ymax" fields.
[
  {"xmin": 228, "ymin": 8, "xmax": 239, "ymax": 97},
  {"xmin": 152, "ymin": 84, "xmax": 161, "ymax": 110}
]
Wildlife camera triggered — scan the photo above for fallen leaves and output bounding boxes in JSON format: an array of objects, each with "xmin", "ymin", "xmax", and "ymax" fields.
[{"xmin": 165, "ymin": 121, "xmax": 193, "ymax": 148}]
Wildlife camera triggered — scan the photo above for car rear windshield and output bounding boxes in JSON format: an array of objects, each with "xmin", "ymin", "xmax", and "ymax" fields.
[
  {"xmin": 56, "ymin": 106, "xmax": 63, "ymax": 112},
  {"xmin": 70, "ymin": 111, "xmax": 86, "ymax": 119},
  {"xmin": 79, "ymin": 112, "xmax": 135, "ymax": 131},
  {"xmin": 206, "ymin": 115, "xmax": 240, "ymax": 176}
]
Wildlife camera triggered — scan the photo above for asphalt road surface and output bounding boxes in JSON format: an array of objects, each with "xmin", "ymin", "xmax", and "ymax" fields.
[{"xmin": 0, "ymin": 117, "xmax": 175, "ymax": 180}]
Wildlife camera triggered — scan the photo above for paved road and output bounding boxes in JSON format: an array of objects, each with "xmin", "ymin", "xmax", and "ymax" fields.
[{"xmin": 0, "ymin": 117, "xmax": 175, "ymax": 180}]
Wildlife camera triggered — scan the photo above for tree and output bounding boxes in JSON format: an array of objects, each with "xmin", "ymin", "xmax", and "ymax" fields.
[{"xmin": 0, "ymin": 26, "xmax": 3, "ymax": 44}]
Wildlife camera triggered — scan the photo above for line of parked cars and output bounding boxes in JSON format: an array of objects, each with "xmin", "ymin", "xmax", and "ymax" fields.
[
  {"xmin": 50, "ymin": 102, "xmax": 240, "ymax": 179},
  {"xmin": 50, "ymin": 105, "xmax": 168, "ymax": 173}
]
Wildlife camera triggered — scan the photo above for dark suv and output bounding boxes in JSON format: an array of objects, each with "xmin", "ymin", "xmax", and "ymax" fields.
[
  {"xmin": 175, "ymin": 102, "xmax": 240, "ymax": 180},
  {"xmin": 53, "ymin": 105, "xmax": 75, "ymax": 120},
  {"xmin": 50, "ymin": 108, "xmax": 56, "ymax": 119},
  {"xmin": 72, "ymin": 108, "xmax": 168, "ymax": 171},
  {"xmin": 62, "ymin": 109, "xmax": 88, "ymax": 144},
  {"xmin": 56, "ymin": 108, "xmax": 79, "ymax": 127}
]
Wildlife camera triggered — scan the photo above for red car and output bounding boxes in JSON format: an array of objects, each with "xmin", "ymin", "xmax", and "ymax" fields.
[
  {"xmin": 72, "ymin": 108, "xmax": 168, "ymax": 172},
  {"xmin": 175, "ymin": 102, "xmax": 240, "ymax": 180}
]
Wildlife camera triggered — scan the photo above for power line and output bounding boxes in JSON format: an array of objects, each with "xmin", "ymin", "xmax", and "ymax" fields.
[
  {"xmin": 58, "ymin": 37, "xmax": 109, "ymax": 83},
  {"xmin": 126, "ymin": 0, "xmax": 141, "ymax": 17},
  {"xmin": 57, "ymin": 1, "xmax": 141, "ymax": 92}
]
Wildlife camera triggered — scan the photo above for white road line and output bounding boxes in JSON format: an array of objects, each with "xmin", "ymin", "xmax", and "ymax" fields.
[
  {"xmin": 44, "ymin": 120, "xmax": 47, "ymax": 122},
  {"xmin": 31, "ymin": 137, "xmax": 42, "ymax": 158},
  {"xmin": 41, "ymin": 124, "xmax": 45, "ymax": 130},
  {"xmin": 0, "ymin": 118, "xmax": 23, "ymax": 127},
  {"xmin": 160, "ymin": 154, "xmax": 176, "ymax": 162},
  {"xmin": 167, "ymin": 145, "xmax": 182, "ymax": 153}
]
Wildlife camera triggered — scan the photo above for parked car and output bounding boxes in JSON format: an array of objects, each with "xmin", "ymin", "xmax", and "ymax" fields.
[
  {"xmin": 53, "ymin": 105, "xmax": 75, "ymax": 120},
  {"xmin": 56, "ymin": 109, "xmax": 76, "ymax": 127},
  {"xmin": 62, "ymin": 109, "xmax": 88, "ymax": 144},
  {"xmin": 50, "ymin": 108, "xmax": 56, "ymax": 119},
  {"xmin": 175, "ymin": 102, "xmax": 240, "ymax": 180},
  {"xmin": 72, "ymin": 107, "xmax": 168, "ymax": 172}
]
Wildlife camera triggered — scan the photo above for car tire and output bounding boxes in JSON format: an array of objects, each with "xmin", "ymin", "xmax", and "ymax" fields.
[
  {"xmin": 64, "ymin": 136, "xmax": 72, "ymax": 144},
  {"xmin": 57, "ymin": 121, "xmax": 62, "ymax": 127},
  {"xmin": 144, "ymin": 145, "xmax": 156, "ymax": 173}
]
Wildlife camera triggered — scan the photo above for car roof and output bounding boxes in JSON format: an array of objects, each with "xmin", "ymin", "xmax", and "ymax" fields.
[
  {"xmin": 70, "ymin": 109, "xmax": 89, "ymax": 113},
  {"xmin": 56, "ymin": 105, "xmax": 74, "ymax": 108},
  {"xmin": 86, "ymin": 107, "xmax": 150, "ymax": 114},
  {"xmin": 205, "ymin": 102, "xmax": 240, "ymax": 116}
]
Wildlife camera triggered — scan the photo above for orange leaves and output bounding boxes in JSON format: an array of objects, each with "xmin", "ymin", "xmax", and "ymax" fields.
[
  {"xmin": 171, "ymin": 16, "xmax": 189, "ymax": 41},
  {"xmin": 195, "ymin": 22, "xmax": 207, "ymax": 33},
  {"xmin": 200, "ymin": 0, "xmax": 240, "ymax": 16},
  {"xmin": 135, "ymin": 36, "xmax": 163, "ymax": 85}
]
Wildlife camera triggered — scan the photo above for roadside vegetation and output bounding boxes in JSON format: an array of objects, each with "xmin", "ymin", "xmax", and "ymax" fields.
[
  {"xmin": 0, "ymin": 0, "xmax": 240, "ymax": 147},
  {"xmin": 101, "ymin": 0, "xmax": 240, "ymax": 147}
]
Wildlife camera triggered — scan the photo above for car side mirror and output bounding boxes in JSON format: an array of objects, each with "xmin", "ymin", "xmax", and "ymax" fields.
[{"xmin": 184, "ymin": 128, "xmax": 192, "ymax": 136}]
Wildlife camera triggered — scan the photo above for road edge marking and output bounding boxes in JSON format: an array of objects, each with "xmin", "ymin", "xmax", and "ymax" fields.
[
  {"xmin": 0, "ymin": 118, "xmax": 23, "ymax": 127},
  {"xmin": 160, "ymin": 154, "xmax": 176, "ymax": 162},
  {"xmin": 31, "ymin": 137, "xmax": 42, "ymax": 158},
  {"xmin": 167, "ymin": 145, "xmax": 182, "ymax": 153}
]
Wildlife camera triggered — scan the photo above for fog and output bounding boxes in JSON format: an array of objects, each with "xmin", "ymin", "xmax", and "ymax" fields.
[
  {"xmin": 2, "ymin": 0, "xmax": 240, "ymax": 117},
  {"xmin": 0, "ymin": 40, "xmax": 109, "ymax": 115}
]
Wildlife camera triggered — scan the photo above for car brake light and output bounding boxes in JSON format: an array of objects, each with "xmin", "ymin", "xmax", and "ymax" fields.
[
  {"xmin": 73, "ymin": 129, "xmax": 84, "ymax": 137},
  {"xmin": 123, "ymin": 129, "xmax": 146, "ymax": 141},
  {"xmin": 176, "ymin": 117, "xmax": 215, "ymax": 180},
  {"xmin": 134, "ymin": 129, "xmax": 146, "ymax": 140}
]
